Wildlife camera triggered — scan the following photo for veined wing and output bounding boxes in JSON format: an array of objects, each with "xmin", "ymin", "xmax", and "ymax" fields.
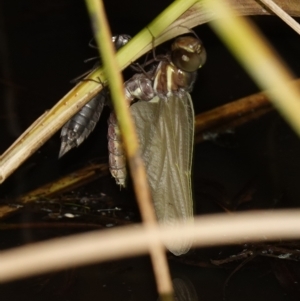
[{"xmin": 131, "ymin": 93, "xmax": 194, "ymax": 255}]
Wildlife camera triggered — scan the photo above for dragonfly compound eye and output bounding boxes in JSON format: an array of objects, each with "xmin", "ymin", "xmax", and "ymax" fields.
[{"xmin": 171, "ymin": 36, "xmax": 207, "ymax": 72}]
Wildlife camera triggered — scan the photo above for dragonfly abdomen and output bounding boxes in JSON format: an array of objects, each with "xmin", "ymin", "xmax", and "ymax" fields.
[
  {"xmin": 107, "ymin": 73, "xmax": 154, "ymax": 187},
  {"xmin": 107, "ymin": 111, "xmax": 127, "ymax": 187}
]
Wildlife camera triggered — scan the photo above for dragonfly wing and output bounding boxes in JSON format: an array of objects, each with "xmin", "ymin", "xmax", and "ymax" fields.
[{"xmin": 131, "ymin": 93, "xmax": 194, "ymax": 255}]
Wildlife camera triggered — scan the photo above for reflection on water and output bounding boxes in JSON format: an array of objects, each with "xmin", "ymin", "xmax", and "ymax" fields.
[
  {"xmin": 172, "ymin": 277, "xmax": 198, "ymax": 301},
  {"xmin": 157, "ymin": 276, "xmax": 198, "ymax": 301}
]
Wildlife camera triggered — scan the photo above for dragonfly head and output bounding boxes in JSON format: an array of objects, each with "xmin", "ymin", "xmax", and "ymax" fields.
[{"xmin": 171, "ymin": 36, "xmax": 206, "ymax": 72}]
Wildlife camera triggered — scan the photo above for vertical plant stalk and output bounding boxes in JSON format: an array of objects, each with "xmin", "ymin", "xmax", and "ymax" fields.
[
  {"xmin": 84, "ymin": 0, "xmax": 173, "ymax": 299},
  {"xmin": 203, "ymin": 0, "xmax": 300, "ymax": 138}
]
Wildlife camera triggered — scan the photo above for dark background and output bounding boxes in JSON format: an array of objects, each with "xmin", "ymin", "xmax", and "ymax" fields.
[{"xmin": 1, "ymin": 0, "xmax": 300, "ymax": 300}]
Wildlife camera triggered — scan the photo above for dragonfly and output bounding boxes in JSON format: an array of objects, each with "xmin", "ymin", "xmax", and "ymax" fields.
[
  {"xmin": 108, "ymin": 35, "xmax": 206, "ymax": 255},
  {"xmin": 59, "ymin": 34, "xmax": 131, "ymax": 158}
]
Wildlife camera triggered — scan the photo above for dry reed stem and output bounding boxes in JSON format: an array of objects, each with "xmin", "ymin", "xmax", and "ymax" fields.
[
  {"xmin": 195, "ymin": 90, "xmax": 272, "ymax": 143},
  {"xmin": 156, "ymin": 0, "xmax": 300, "ymax": 45},
  {"xmin": 259, "ymin": 0, "xmax": 300, "ymax": 35},
  {"xmin": 0, "ymin": 163, "xmax": 108, "ymax": 219},
  {"xmin": 196, "ymin": 107, "xmax": 272, "ymax": 143},
  {"xmin": 84, "ymin": 0, "xmax": 172, "ymax": 298},
  {"xmin": 203, "ymin": 1, "xmax": 300, "ymax": 138},
  {"xmin": 20, "ymin": 164, "xmax": 108, "ymax": 203},
  {"xmin": 1, "ymin": 210, "xmax": 300, "ymax": 283}
]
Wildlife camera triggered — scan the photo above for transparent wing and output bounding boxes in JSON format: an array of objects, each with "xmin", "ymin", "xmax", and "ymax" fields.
[{"xmin": 130, "ymin": 93, "xmax": 194, "ymax": 255}]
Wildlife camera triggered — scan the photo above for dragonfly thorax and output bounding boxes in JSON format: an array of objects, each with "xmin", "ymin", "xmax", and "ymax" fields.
[
  {"xmin": 153, "ymin": 60, "xmax": 196, "ymax": 97},
  {"xmin": 153, "ymin": 36, "xmax": 206, "ymax": 97}
]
